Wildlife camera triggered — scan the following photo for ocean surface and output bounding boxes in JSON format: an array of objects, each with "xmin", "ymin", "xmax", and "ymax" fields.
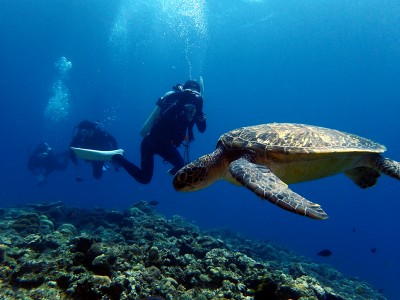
[{"xmin": 1, "ymin": 0, "xmax": 399, "ymax": 298}]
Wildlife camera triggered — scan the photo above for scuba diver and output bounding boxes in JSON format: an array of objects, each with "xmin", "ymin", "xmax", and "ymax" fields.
[
  {"xmin": 27, "ymin": 142, "xmax": 69, "ymax": 185},
  {"xmin": 70, "ymin": 79, "xmax": 207, "ymax": 184},
  {"xmin": 69, "ymin": 120, "xmax": 119, "ymax": 180}
]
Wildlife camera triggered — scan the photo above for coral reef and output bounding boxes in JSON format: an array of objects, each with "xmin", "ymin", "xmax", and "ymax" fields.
[{"xmin": 0, "ymin": 201, "xmax": 386, "ymax": 300}]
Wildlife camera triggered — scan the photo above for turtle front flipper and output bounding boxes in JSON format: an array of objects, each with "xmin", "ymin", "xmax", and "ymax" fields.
[{"xmin": 228, "ymin": 158, "xmax": 328, "ymax": 220}]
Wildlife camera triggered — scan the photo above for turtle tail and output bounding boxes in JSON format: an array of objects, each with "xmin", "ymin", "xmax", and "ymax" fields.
[{"xmin": 373, "ymin": 156, "xmax": 400, "ymax": 180}]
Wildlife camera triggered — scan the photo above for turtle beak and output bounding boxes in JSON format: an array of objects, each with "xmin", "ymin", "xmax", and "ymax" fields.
[
  {"xmin": 173, "ymin": 155, "xmax": 216, "ymax": 192},
  {"xmin": 173, "ymin": 179, "xmax": 187, "ymax": 191},
  {"xmin": 173, "ymin": 172, "xmax": 190, "ymax": 191}
]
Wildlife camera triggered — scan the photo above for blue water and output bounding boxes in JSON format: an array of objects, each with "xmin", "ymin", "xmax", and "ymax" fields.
[{"xmin": 1, "ymin": 0, "xmax": 399, "ymax": 298}]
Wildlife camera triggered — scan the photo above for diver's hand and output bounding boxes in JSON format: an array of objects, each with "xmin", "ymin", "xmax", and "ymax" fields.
[{"xmin": 197, "ymin": 113, "xmax": 206, "ymax": 122}]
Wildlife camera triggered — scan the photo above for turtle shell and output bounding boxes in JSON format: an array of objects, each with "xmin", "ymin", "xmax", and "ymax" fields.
[
  {"xmin": 218, "ymin": 123, "xmax": 387, "ymax": 184},
  {"xmin": 219, "ymin": 123, "xmax": 386, "ymax": 155}
]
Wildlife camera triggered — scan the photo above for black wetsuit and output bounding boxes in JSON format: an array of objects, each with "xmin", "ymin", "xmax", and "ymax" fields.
[
  {"xmin": 70, "ymin": 125, "xmax": 118, "ymax": 179},
  {"xmin": 113, "ymin": 89, "xmax": 206, "ymax": 184}
]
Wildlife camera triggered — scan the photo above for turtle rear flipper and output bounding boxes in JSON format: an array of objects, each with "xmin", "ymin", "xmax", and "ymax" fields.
[
  {"xmin": 373, "ymin": 156, "xmax": 400, "ymax": 180},
  {"xmin": 345, "ymin": 167, "xmax": 380, "ymax": 189},
  {"xmin": 228, "ymin": 158, "xmax": 328, "ymax": 220}
]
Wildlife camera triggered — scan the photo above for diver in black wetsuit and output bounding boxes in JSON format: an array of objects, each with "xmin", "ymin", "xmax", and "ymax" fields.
[
  {"xmin": 112, "ymin": 80, "xmax": 207, "ymax": 184},
  {"xmin": 69, "ymin": 120, "xmax": 119, "ymax": 179},
  {"xmin": 28, "ymin": 142, "xmax": 69, "ymax": 185}
]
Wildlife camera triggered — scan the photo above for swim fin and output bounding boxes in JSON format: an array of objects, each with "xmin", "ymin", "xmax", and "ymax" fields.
[{"xmin": 70, "ymin": 147, "xmax": 124, "ymax": 161}]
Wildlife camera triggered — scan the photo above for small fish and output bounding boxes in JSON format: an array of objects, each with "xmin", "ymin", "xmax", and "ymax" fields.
[
  {"xmin": 317, "ymin": 249, "xmax": 332, "ymax": 257},
  {"xmin": 370, "ymin": 247, "xmax": 377, "ymax": 254},
  {"xmin": 149, "ymin": 201, "xmax": 159, "ymax": 206}
]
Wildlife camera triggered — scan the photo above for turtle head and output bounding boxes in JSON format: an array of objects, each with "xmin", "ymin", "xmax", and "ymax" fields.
[
  {"xmin": 173, "ymin": 161, "xmax": 209, "ymax": 191},
  {"xmin": 173, "ymin": 149, "xmax": 226, "ymax": 192}
]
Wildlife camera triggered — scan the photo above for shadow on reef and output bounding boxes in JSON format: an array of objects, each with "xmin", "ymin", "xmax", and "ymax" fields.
[{"xmin": 0, "ymin": 201, "xmax": 387, "ymax": 300}]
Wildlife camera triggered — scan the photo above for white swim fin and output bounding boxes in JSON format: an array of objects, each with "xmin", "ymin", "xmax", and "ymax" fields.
[{"xmin": 70, "ymin": 147, "xmax": 124, "ymax": 161}]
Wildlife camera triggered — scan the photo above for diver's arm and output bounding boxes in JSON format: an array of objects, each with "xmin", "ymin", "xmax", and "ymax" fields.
[
  {"xmin": 69, "ymin": 138, "xmax": 79, "ymax": 164},
  {"xmin": 69, "ymin": 149, "xmax": 78, "ymax": 165},
  {"xmin": 27, "ymin": 158, "xmax": 44, "ymax": 175},
  {"xmin": 195, "ymin": 114, "xmax": 206, "ymax": 133}
]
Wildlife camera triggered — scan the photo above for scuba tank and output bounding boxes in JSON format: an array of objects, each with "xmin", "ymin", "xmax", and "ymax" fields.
[
  {"xmin": 139, "ymin": 83, "xmax": 183, "ymax": 137},
  {"xmin": 140, "ymin": 105, "xmax": 161, "ymax": 137}
]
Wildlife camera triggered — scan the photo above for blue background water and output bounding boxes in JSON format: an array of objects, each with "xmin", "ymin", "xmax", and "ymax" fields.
[{"xmin": 1, "ymin": 0, "xmax": 399, "ymax": 298}]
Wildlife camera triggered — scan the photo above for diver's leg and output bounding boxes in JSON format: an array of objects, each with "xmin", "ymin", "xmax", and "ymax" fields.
[
  {"xmin": 112, "ymin": 155, "xmax": 142, "ymax": 181},
  {"xmin": 92, "ymin": 161, "xmax": 103, "ymax": 179},
  {"xmin": 160, "ymin": 145, "xmax": 184, "ymax": 175},
  {"xmin": 112, "ymin": 137, "xmax": 154, "ymax": 184}
]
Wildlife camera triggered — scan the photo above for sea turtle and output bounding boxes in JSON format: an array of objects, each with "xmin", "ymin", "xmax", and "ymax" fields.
[{"xmin": 173, "ymin": 123, "xmax": 400, "ymax": 220}]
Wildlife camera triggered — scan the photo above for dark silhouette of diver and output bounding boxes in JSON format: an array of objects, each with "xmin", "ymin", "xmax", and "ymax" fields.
[
  {"xmin": 28, "ymin": 142, "xmax": 69, "ymax": 185},
  {"xmin": 69, "ymin": 120, "xmax": 119, "ymax": 180},
  {"xmin": 112, "ymin": 80, "xmax": 207, "ymax": 183}
]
